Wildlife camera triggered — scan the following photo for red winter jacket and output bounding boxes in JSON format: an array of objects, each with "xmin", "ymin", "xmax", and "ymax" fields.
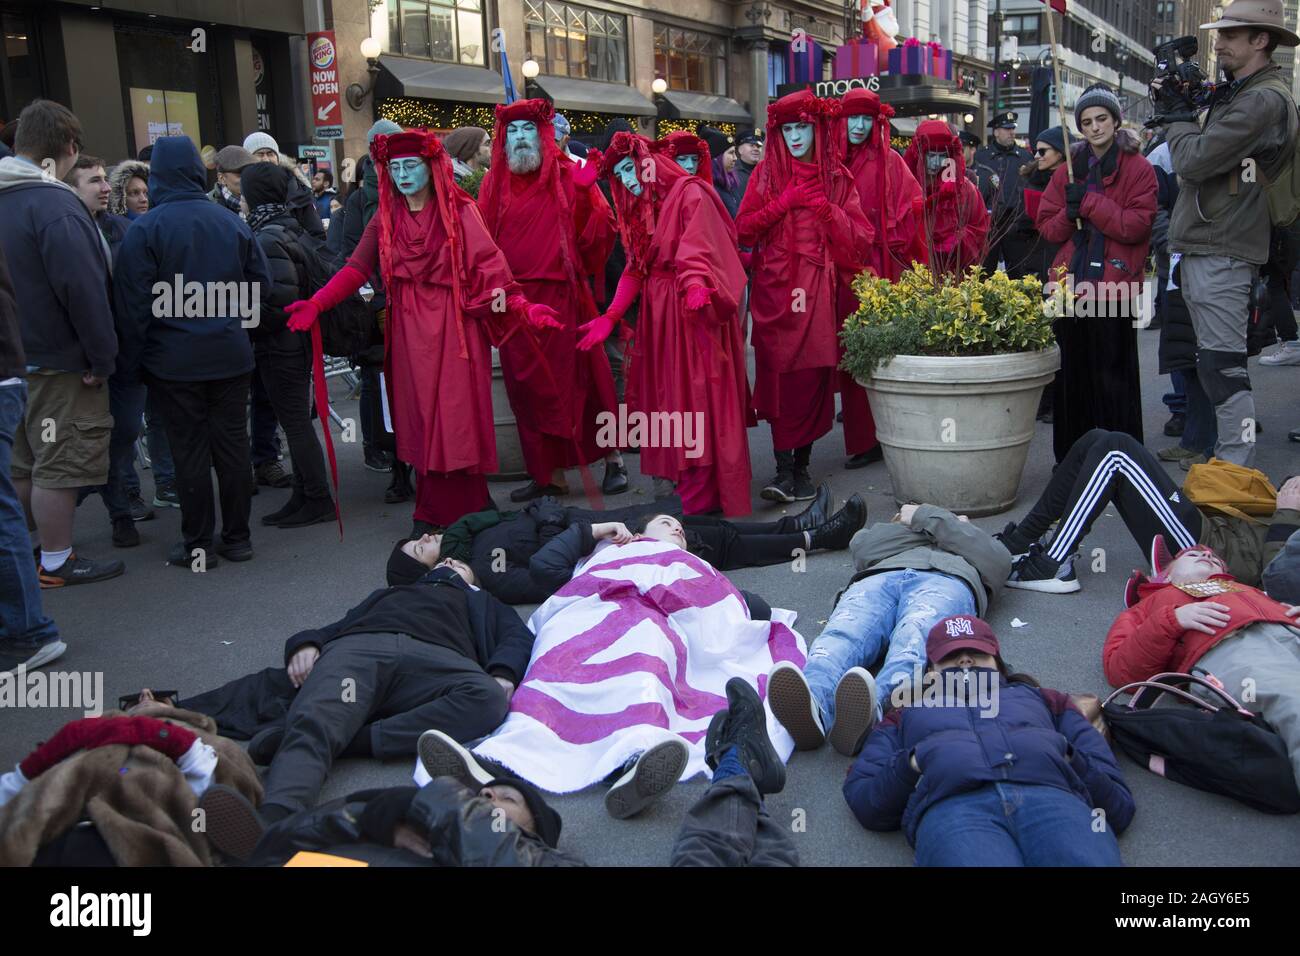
[
  {"xmin": 1036, "ymin": 129, "xmax": 1156, "ymax": 291},
  {"xmin": 1102, "ymin": 578, "xmax": 1297, "ymax": 687}
]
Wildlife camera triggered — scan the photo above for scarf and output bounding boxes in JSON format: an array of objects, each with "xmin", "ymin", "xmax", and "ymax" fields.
[
  {"xmin": 247, "ymin": 202, "xmax": 288, "ymax": 231},
  {"xmin": 1067, "ymin": 141, "xmax": 1119, "ymax": 285}
]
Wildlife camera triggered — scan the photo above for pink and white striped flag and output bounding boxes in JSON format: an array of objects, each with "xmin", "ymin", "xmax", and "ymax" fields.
[{"xmin": 415, "ymin": 538, "xmax": 807, "ymax": 793}]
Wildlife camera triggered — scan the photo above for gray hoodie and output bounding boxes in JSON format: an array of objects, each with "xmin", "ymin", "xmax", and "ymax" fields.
[
  {"xmin": 844, "ymin": 505, "xmax": 1013, "ymax": 617},
  {"xmin": 0, "ymin": 155, "xmax": 116, "ymax": 377}
]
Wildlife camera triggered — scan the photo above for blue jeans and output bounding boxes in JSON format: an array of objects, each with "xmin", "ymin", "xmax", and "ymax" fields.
[
  {"xmin": 100, "ymin": 380, "xmax": 146, "ymax": 520},
  {"xmin": 0, "ymin": 383, "xmax": 59, "ymax": 645},
  {"xmin": 1161, "ymin": 368, "xmax": 1187, "ymax": 415},
  {"xmin": 1178, "ymin": 368, "xmax": 1217, "ymax": 457},
  {"xmin": 915, "ymin": 782, "xmax": 1122, "ymax": 867},
  {"xmin": 805, "ymin": 569, "xmax": 974, "ymax": 725},
  {"xmin": 145, "ymin": 386, "xmax": 174, "ymax": 487}
]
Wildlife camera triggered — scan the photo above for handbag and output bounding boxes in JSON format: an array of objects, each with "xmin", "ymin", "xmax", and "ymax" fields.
[{"xmin": 1102, "ymin": 672, "xmax": 1300, "ymax": 814}]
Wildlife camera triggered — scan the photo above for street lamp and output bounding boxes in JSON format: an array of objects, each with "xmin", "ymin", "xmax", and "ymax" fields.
[
  {"xmin": 652, "ymin": 77, "xmax": 668, "ymax": 95},
  {"xmin": 521, "ymin": 57, "xmax": 541, "ymax": 98},
  {"xmin": 345, "ymin": 36, "xmax": 383, "ymax": 110},
  {"xmin": 963, "ymin": 112, "xmax": 975, "ymax": 124}
]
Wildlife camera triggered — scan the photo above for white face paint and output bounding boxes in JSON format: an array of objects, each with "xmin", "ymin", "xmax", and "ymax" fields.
[
  {"xmin": 782, "ymin": 122, "xmax": 814, "ymax": 159},
  {"xmin": 925, "ymin": 151, "xmax": 948, "ymax": 177},
  {"xmin": 847, "ymin": 115, "xmax": 874, "ymax": 145},
  {"xmin": 614, "ymin": 156, "xmax": 642, "ymax": 196}
]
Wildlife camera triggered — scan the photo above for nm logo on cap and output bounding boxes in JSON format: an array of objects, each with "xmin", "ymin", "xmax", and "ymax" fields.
[{"xmin": 945, "ymin": 617, "xmax": 976, "ymax": 637}]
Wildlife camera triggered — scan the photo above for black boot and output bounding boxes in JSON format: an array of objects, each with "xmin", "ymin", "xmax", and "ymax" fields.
[
  {"xmin": 808, "ymin": 494, "xmax": 868, "ymax": 551},
  {"xmin": 602, "ymin": 459, "xmax": 629, "ymax": 495},
  {"xmin": 845, "ymin": 445, "xmax": 884, "ymax": 469},
  {"xmin": 761, "ymin": 450, "xmax": 797, "ymax": 503},
  {"xmin": 385, "ymin": 461, "xmax": 414, "ymax": 504},
  {"xmin": 261, "ymin": 489, "xmax": 305, "ymax": 526},
  {"xmin": 791, "ymin": 444, "xmax": 816, "ymax": 500},
  {"xmin": 778, "ymin": 483, "xmax": 832, "ymax": 533},
  {"xmin": 111, "ymin": 515, "xmax": 140, "ymax": 548},
  {"xmin": 276, "ymin": 495, "xmax": 336, "ymax": 529}
]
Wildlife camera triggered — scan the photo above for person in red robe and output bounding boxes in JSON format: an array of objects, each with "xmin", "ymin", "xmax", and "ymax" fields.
[
  {"xmin": 651, "ymin": 130, "xmax": 714, "ymax": 185},
  {"xmin": 835, "ymin": 88, "xmax": 927, "ymax": 469},
  {"xmin": 284, "ymin": 129, "xmax": 560, "ymax": 533},
  {"xmin": 577, "ymin": 131, "xmax": 753, "ymax": 517},
  {"xmin": 901, "ymin": 120, "xmax": 991, "ymax": 277},
  {"xmin": 736, "ymin": 89, "xmax": 873, "ymax": 504},
  {"xmin": 478, "ymin": 98, "xmax": 628, "ymax": 502}
]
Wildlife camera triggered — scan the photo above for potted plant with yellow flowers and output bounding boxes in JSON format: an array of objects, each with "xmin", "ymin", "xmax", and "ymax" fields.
[{"xmin": 839, "ymin": 264, "xmax": 1064, "ymax": 515}]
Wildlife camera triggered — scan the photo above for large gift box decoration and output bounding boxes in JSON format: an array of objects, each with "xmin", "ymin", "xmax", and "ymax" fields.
[{"xmin": 833, "ymin": 38, "xmax": 880, "ymax": 79}]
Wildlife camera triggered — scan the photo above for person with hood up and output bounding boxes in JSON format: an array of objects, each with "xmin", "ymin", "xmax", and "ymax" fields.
[
  {"xmin": 0, "ymin": 99, "xmax": 122, "ymax": 591},
  {"xmin": 902, "ymin": 119, "xmax": 990, "ymax": 277},
  {"xmin": 844, "ymin": 614, "xmax": 1134, "ymax": 866},
  {"xmin": 578, "ymin": 131, "xmax": 753, "ymax": 517},
  {"xmin": 477, "ymin": 98, "xmax": 627, "ymax": 502},
  {"xmin": 283, "ymin": 129, "xmax": 561, "ymax": 533},
  {"xmin": 1035, "ymin": 85, "xmax": 1156, "ymax": 463},
  {"xmin": 108, "ymin": 158, "xmax": 150, "ymax": 220},
  {"xmin": 652, "ymin": 129, "xmax": 715, "ymax": 183},
  {"xmin": 737, "ymin": 90, "xmax": 873, "ymax": 505},
  {"xmin": 238, "ymin": 161, "xmax": 335, "ymax": 530},
  {"xmin": 442, "ymin": 126, "xmax": 491, "ymax": 197},
  {"xmin": 594, "ymin": 118, "xmax": 638, "ymax": 401},
  {"xmin": 835, "ymin": 88, "xmax": 926, "ymax": 470},
  {"xmin": 113, "ymin": 135, "xmax": 274, "ymax": 569}
]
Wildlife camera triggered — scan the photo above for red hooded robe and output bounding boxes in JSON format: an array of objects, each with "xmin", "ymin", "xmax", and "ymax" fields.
[
  {"xmin": 736, "ymin": 90, "xmax": 873, "ymax": 452},
  {"xmin": 835, "ymin": 88, "xmax": 927, "ymax": 456},
  {"xmin": 597, "ymin": 132, "xmax": 753, "ymax": 516},
  {"xmin": 651, "ymin": 131, "xmax": 715, "ymax": 186},
  {"xmin": 478, "ymin": 99, "xmax": 619, "ymax": 487},
  {"xmin": 902, "ymin": 120, "xmax": 991, "ymax": 276}
]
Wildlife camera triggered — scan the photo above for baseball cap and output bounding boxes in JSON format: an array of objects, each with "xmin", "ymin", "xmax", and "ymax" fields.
[{"xmin": 926, "ymin": 615, "xmax": 1001, "ymax": 663}]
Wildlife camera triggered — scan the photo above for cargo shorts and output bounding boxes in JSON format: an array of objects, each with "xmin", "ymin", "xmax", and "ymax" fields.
[{"xmin": 10, "ymin": 369, "xmax": 113, "ymax": 488}]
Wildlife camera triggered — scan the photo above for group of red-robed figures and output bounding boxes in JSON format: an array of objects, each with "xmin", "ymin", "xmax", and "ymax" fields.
[{"xmin": 285, "ymin": 90, "xmax": 991, "ymax": 530}]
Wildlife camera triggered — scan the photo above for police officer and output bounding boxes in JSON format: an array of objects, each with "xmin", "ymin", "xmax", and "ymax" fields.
[
  {"xmin": 976, "ymin": 110, "xmax": 1034, "ymax": 276},
  {"xmin": 960, "ymin": 131, "xmax": 999, "ymax": 211}
]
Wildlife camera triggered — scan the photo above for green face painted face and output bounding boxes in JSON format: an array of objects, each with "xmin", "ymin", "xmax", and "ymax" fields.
[
  {"xmin": 388, "ymin": 157, "xmax": 429, "ymax": 195},
  {"xmin": 675, "ymin": 154, "xmax": 699, "ymax": 174},
  {"xmin": 613, "ymin": 157, "xmax": 642, "ymax": 196},
  {"xmin": 847, "ymin": 115, "xmax": 874, "ymax": 145}
]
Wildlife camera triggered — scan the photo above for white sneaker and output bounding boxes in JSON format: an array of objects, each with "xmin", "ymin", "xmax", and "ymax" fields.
[
  {"xmin": 767, "ymin": 661, "xmax": 827, "ymax": 750},
  {"xmin": 418, "ymin": 729, "xmax": 495, "ymax": 790},
  {"xmin": 828, "ymin": 667, "xmax": 879, "ymax": 757},
  {"xmin": 1260, "ymin": 341, "xmax": 1300, "ymax": 366}
]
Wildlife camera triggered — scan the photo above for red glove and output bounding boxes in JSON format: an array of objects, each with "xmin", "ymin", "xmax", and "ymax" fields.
[
  {"xmin": 577, "ymin": 312, "xmax": 618, "ymax": 351},
  {"xmin": 286, "ymin": 264, "xmax": 368, "ymax": 332},
  {"xmin": 684, "ymin": 283, "xmax": 712, "ymax": 312},
  {"xmin": 937, "ymin": 179, "xmax": 958, "ymax": 199},
  {"xmin": 815, "ymin": 200, "xmax": 835, "ymax": 222},
  {"xmin": 601, "ymin": 270, "xmax": 644, "ymax": 324},
  {"xmin": 738, "ymin": 250, "xmax": 753, "ymax": 270},
  {"xmin": 572, "ymin": 160, "xmax": 600, "ymax": 189},
  {"xmin": 780, "ymin": 178, "xmax": 825, "ymax": 211},
  {"xmin": 508, "ymin": 295, "xmax": 562, "ymax": 331},
  {"xmin": 20, "ymin": 716, "xmax": 197, "ymax": 779}
]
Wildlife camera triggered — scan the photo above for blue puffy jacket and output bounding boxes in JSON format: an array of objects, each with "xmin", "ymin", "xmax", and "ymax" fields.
[
  {"xmin": 113, "ymin": 136, "xmax": 270, "ymax": 383},
  {"xmin": 843, "ymin": 669, "xmax": 1135, "ymax": 846}
]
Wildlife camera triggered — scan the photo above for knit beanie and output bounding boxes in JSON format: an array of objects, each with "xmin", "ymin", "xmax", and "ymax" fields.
[
  {"xmin": 1074, "ymin": 84, "xmax": 1122, "ymax": 129},
  {"xmin": 1035, "ymin": 125, "xmax": 1066, "ymax": 156},
  {"xmin": 239, "ymin": 161, "xmax": 292, "ymax": 209},
  {"xmin": 485, "ymin": 773, "xmax": 563, "ymax": 848},
  {"xmin": 367, "ymin": 119, "xmax": 402, "ymax": 146},
  {"xmin": 386, "ymin": 539, "xmax": 429, "ymax": 587},
  {"xmin": 442, "ymin": 126, "xmax": 488, "ymax": 162},
  {"xmin": 243, "ymin": 131, "xmax": 280, "ymax": 155}
]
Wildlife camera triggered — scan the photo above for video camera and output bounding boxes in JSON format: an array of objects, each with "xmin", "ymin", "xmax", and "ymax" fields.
[{"xmin": 1146, "ymin": 35, "xmax": 1215, "ymax": 126}]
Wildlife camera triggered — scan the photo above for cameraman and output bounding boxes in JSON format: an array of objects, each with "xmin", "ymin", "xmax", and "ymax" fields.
[{"xmin": 1155, "ymin": 1, "xmax": 1299, "ymax": 467}]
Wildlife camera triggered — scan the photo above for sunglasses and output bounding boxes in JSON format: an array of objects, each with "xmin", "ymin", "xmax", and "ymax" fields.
[{"xmin": 1035, "ymin": 147, "xmax": 1051, "ymax": 156}]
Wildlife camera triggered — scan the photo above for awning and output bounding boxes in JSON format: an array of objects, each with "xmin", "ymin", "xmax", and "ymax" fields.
[
  {"xmin": 375, "ymin": 55, "xmax": 505, "ymax": 105},
  {"xmin": 657, "ymin": 90, "xmax": 752, "ymax": 125},
  {"xmin": 880, "ymin": 85, "xmax": 981, "ymax": 117},
  {"xmin": 889, "ymin": 116, "xmax": 920, "ymax": 136},
  {"xmin": 530, "ymin": 75, "xmax": 657, "ymax": 117}
]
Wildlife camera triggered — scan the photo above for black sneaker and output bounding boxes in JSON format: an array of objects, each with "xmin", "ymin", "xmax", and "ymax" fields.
[
  {"xmin": 128, "ymin": 491, "xmax": 155, "ymax": 522},
  {"xmin": 364, "ymin": 449, "xmax": 394, "ymax": 473},
  {"xmin": 604, "ymin": 738, "xmax": 688, "ymax": 819},
  {"xmin": 705, "ymin": 677, "xmax": 786, "ymax": 796},
  {"xmin": 261, "ymin": 491, "xmax": 305, "ymax": 526},
  {"xmin": 509, "ymin": 480, "xmax": 567, "ymax": 503},
  {"xmin": 111, "ymin": 515, "xmax": 141, "ymax": 548},
  {"xmin": 1006, "ymin": 544, "xmax": 1081, "ymax": 594},
  {"xmin": 198, "ymin": 784, "xmax": 266, "ymax": 862},
  {"xmin": 275, "ymin": 496, "xmax": 336, "ymax": 529},
  {"xmin": 152, "ymin": 484, "xmax": 180, "ymax": 509},
  {"xmin": 385, "ymin": 463, "xmax": 414, "ymax": 503},
  {"xmin": 247, "ymin": 725, "xmax": 285, "ymax": 766},
  {"xmin": 418, "ymin": 729, "xmax": 496, "ymax": 790},
  {"xmin": 790, "ymin": 468, "xmax": 817, "ymax": 501},
  {"xmin": 167, "ymin": 542, "xmax": 219, "ymax": 570},
  {"xmin": 255, "ymin": 461, "xmax": 292, "ymax": 489},
  {"xmin": 0, "ymin": 637, "xmax": 67, "ymax": 676},
  {"xmin": 766, "ymin": 661, "xmax": 826, "ymax": 750},
  {"xmin": 602, "ymin": 460, "xmax": 629, "ymax": 495},
  {"xmin": 809, "ymin": 494, "xmax": 867, "ymax": 551},
  {"xmin": 38, "ymin": 553, "xmax": 125, "ymax": 589},
  {"xmin": 1163, "ymin": 412, "xmax": 1186, "ymax": 437},
  {"xmin": 216, "ymin": 539, "xmax": 254, "ymax": 562}
]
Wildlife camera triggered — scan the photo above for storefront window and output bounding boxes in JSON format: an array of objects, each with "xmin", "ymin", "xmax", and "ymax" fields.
[
  {"xmin": 523, "ymin": 1, "xmax": 628, "ymax": 84},
  {"xmin": 767, "ymin": 46, "xmax": 787, "ymax": 99},
  {"xmin": 653, "ymin": 25, "xmax": 726, "ymax": 95},
  {"xmin": 386, "ymin": 0, "xmax": 485, "ymax": 65},
  {"xmin": 1, "ymin": 7, "xmax": 42, "ymax": 119},
  {"xmin": 115, "ymin": 25, "xmax": 221, "ymax": 156}
]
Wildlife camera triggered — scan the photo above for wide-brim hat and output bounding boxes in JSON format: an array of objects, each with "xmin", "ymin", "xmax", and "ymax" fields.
[{"xmin": 1201, "ymin": 0, "xmax": 1300, "ymax": 46}]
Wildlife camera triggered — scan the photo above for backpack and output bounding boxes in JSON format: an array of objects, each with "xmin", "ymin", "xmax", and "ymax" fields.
[
  {"xmin": 1184, "ymin": 458, "xmax": 1277, "ymax": 523},
  {"xmin": 294, "ymin": 229, "xmax": 375, "ymax": 359},
  {"xmin": 1260, "ymin": 83, "xmax": 1300, "ymax": 227},
  {"xmin": 1102, "ymin": 672, "xmax": 1300, "ymax": 814}
]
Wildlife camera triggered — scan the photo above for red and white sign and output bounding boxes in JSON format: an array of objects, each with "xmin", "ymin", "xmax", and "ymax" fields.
[{"xmin": 308, "ymin": 30, "xmax": 343, "ymax": 140}]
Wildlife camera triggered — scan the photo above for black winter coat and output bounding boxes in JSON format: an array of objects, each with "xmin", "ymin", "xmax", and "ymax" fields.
[
  {"xmin": 0, "ymin": 244, "xmax": 22, "ymax": 379},
  {"xmin": 248, "ymin": 213, "xmax": 311, "ymax": 340},
  {"xmin": 247, "ymin": 779, "xmax": 585, "ymax": 867}
]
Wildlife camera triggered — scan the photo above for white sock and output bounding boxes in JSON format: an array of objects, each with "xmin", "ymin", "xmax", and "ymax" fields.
[{"xmin": 41, "ymin": 547, "xmax": 72, "ymax": 572}]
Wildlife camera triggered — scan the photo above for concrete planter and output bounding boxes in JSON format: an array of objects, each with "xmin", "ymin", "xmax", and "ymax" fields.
[{"xmin": 856, "ymin": 346, "xmax": 1060, "ymax": 516}]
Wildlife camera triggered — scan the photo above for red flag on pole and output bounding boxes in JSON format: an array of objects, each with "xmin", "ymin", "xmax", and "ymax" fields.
[{"xmin": 1041, "ymin": 0, "xmax": 1067, "ymax": 13}]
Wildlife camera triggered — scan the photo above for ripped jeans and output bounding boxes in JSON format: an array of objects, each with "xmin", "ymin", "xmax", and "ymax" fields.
[{"xmin": 805, "ymin": 569, "xmax": 975, "ymax": 726}]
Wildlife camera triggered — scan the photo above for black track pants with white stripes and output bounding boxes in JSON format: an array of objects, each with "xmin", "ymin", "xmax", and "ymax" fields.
[{"xmin": 1016, "ymin": 429, "xmax": 1203, "ymax": 563}]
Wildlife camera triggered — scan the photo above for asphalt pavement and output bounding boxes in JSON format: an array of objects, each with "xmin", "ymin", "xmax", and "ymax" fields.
[{"xmin": 5, "ymin": 329, "xmax": 1299, "ymax": 866}]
